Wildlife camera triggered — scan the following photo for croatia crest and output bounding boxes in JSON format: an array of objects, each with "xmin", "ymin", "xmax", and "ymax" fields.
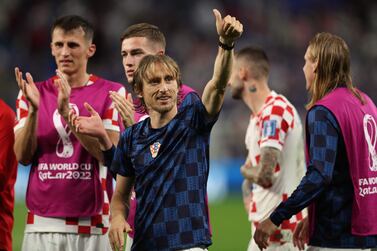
[{"xmin": 150, "ymin": 142, "xmax": 161, "ymax": 158}]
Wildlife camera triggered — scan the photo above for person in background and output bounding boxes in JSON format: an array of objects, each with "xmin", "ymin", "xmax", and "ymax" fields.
[
  {"xmin": 254, "ymin": 32, "xmax": 377, "ymax": 250},
  {"xmin": 229, "ymin": 46, "xmax": 306, "ymax": 250},
  {"xmin": 14, "ymin": 15, "xmax": 124, "ymax": 251},
  {"xmin": 0, "ymin": 99, "xmax": 18, "ymax": 251}
]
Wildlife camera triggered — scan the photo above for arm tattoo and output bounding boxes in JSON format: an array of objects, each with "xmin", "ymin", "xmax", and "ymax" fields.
[
  {"xmin": 242, "ymin": 179, "xmax": 253, "ymax": 212},
  {"xmin": 256, "ymin": 147, "xmax": 280, "ymax": 188}
]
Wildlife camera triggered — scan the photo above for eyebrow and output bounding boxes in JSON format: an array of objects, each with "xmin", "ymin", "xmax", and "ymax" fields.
[{"xmin": 122, "ymin": 48, "xmax": 144, "ymax": 54}]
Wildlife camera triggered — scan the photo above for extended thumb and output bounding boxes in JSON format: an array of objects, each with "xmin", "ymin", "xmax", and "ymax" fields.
[
  {"xmin": 213, "ymin": 9, "xmax": 222, "ymax": 23},
  {"xmin": 84, "ymin": 102, "xmax": 96, "ymax": 115}
]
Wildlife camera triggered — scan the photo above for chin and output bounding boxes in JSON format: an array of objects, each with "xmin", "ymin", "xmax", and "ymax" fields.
[{"xmin": 155, "ymin": 105, "xmax": 174, "ymax": 114}]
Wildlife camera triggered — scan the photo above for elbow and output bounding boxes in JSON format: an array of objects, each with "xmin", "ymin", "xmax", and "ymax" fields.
[
  {"xmin": 256, "ymin": 176, "xmax": 275, "ymax": 189},
  {"xmin": 14, "ymin": 147, "xmax": 32, "ymax": 166},
  {"xmin": 16, "ymin": 155, "xmax": 32, "ymax": 166}
]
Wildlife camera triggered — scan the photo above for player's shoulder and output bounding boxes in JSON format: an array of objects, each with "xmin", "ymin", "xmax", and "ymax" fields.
[
  {"xmin": 92, "ymin": 75, "xmax": 124, "ymax": 90},
  {"xmin": 123, "ymin": 117, "xmax": 148, "ymax": 136},
  {"xmin": 180, "ymin": 92, "xmax": 201, "ymax": 106},
  {"xmin": 263, "ymin": 91, "xmax": 295, "ymax": 115},
  {"xmin": 180, "ymin": 84, "xmax": 196, "ymax": 95}
]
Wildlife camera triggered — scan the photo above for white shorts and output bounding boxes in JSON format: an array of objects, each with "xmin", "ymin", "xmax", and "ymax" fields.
[
  {"xmin": 249, "ymin": 224, "xmax": 301, "ymax": 251},
  {"xmin": 247, "ymin": 237, "xmax": 300, "ymax": 251},
  {"xmin": 21, "ymin": 232, "xmax": 112, "ymax": 251}
]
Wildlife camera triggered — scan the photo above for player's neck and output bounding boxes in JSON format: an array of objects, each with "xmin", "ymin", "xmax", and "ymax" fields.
[
  {"xmin": 149, "ymin": 106, "xmax": 178, "ymax": 129},
  {"xmin": 62, "ymin": 71, "xmax": 90, "ymax": 88},
  {"xmin": 245, "ymin": 83, "xmax": 270, "ymax": 115}
]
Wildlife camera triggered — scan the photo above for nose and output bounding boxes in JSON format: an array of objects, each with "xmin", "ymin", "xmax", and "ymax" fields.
[
  {"xmin": 125, "ymin": 55, "xmax": 134, "ymax": 67},
  {"xmin": 159, "ymin": 81, "xmax": 169, "ymax": 92},
  {"xmin": 61, "ymin": 45, "xmax": 70, "ymax": 57}
]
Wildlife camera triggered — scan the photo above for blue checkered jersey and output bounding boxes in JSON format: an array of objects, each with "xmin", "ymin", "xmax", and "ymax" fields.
[
  {"xmin": 270, "ymin": 105, "xmax": 377, "ymax": 248},
  {"xmin": 112, "ymin": 93, "xmax": 217, "ymax": 251}
]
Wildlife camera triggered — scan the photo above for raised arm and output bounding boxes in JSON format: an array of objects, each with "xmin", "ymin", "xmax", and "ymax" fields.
[
  {"xmin": 13, "ymin": 68, "xmax": 40, "ymax": 165},
  {"xmin": 202, "ymin": 9, "xmax": 243, "ymax": 116}
]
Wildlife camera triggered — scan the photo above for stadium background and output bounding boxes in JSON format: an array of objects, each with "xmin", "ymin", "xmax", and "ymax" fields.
[{"xmin": 1, "ymin": 0, "xmax": 376, "ymax": 250}]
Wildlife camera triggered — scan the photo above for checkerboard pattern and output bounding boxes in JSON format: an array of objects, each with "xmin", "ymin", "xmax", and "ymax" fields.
[{"xmin": 113, "ymin": 93, "xmax": 213, "ymax": 250}]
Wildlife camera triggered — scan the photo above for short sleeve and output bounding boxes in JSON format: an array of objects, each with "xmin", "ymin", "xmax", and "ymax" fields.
[
  {"xmin": 14, "ymin": 90, "xmax": 29, "ymax": 132},
  {"xmin": 181, "ymin": 93, "xmax": 219, "ymax": 133},
  {"xmin": 259, "ymin": 99, "xmax": 295, "ymax": 151},
  {"xmin": 102, "ymin": 86, "xmax": 126, "ymax": 132}
]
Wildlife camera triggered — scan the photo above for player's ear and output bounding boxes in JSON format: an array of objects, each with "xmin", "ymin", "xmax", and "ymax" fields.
[
  {"xmin": 87, "ymin": 43, "xmax": 96, "ymax": 58},
  {"xmin": 239, "ymin": 67, "xmax": 248, "ymax": 81},
  {"xmin": 313, "ymin": 60, "xmax": 318, "ymax": 74},
  {"xmin": 51, "ymin": 42, "xmax": 56, "ymax": 57}
]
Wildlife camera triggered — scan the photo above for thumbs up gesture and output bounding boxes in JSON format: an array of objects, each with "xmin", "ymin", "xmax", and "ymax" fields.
[{"xmin": 213, "ymin": 9, "xmax": 243, "ymax": 46}]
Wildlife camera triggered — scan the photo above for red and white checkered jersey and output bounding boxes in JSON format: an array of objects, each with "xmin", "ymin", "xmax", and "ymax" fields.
[
  {"xmin": 15, "ymin": 74, "xmax": 126, "ymax": 234},
  {"xmin": 245, "ymin": 91, "xmax": 306, "ymax": 243}
]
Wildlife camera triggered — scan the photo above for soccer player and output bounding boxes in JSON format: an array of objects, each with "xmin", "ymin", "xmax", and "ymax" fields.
[
  {"xmin": 74, "ymin": 9, "xmax": 242, "ymax": 250},
  {"xmin": 229, "ymin": 46, "xmax": 306, "ymax": 250},
  {"xmin": 109, "ymin": 23, "xmax": 197, "ymax": 250},
  {"xmin": 254, "ymin": 33, "xmax": 377, "ymax": 250},
  {"xmin": 0, "ymin": 99, "xmax": 18, "ymax": 251},
  {"xmin": 14, "ymin": 15, "xmax": 124, "ymax": 251}
]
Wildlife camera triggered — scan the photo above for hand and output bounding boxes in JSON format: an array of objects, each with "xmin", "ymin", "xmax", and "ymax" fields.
[
  {"xmin": 55, "ymin": 69, "xmax": 71, "ymax": 119},
  {"xmin": 240, "ymin": 161, "xmax": 259, "ymax": 183},
  {"xmin": 293, "ymin": 216, "xmax": 309, "ymax": 250},
  {"xmin": 110, "ymin": 91, "xmax": 135, "ymax": 128},
  {"xmin": 213, "ymin": 9, "xmax": 243, "ymax": 45},
  {"xmin": 109, "ymin": 215, "xmax": 132, "ymax": 251},
  {"xmin": 240, "ymin": 162, "xmax": 274, "ymax": 188},
  {"xmin": 15, "ymin": 67, "xmax": 40, "ymax": 111},
  {"xmin": 254, "ymin": 218, "xmax": 277, "ymax": 250},
  {"xmin": 70, "ymin": 102, "xmax": 112, "ymax": 149}
]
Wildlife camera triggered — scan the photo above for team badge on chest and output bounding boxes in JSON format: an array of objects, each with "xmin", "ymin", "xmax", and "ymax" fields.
[{"xmin": 150, "ymin": 142, "xmax": 161, "ymax": 158}]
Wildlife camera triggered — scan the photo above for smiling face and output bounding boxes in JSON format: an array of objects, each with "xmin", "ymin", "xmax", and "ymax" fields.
[
  {"xmin": 140, "ymin": 62, "xmax": 179, "ymax": 114},
  {"xmin": 121, "ymin": 37, "xmax": 161, "ymax": 83},
  {"xmin": 133, "ymin": 55, "xmax": 181, "ymax": 116},
  {"xmin": 51, "ymin": 27, "xmax": 95, "ymax": 75}
]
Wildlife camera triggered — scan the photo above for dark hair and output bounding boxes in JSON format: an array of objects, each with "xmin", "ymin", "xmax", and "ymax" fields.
[
  {"xmin": 236, "ymin": 46, "xmax": 270, "ymax": 80},
  {"xmin": 51, "ymin": 15, "xmax": 94, "ymax": 42},
  {"xmin": 120, "ymin": 23, "xmax": 166, "ymax": 49}
]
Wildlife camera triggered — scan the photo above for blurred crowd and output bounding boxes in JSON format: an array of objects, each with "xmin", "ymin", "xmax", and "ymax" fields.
[{"xmin": 1, "ymin": 0, "xmax": 376, "ymax": 159}]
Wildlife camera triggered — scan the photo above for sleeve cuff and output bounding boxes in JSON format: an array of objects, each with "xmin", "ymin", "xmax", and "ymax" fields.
[
  {"xmin": 270, "ymin": 210, "xmax": 284, "ymax": 227},
  {"xmin": 102, "ymin": 145, "xmax": 115, "ymax": 167}
]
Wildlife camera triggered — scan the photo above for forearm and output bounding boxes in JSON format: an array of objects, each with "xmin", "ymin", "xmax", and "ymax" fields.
[
  {"xmin": 14, "ymin": 109, "xmax": 38, "ymax": 164},
  {"xmin": 242, "ymin": 179, "xmax": 252, "ymax": 213},
  {"xmin": 270, "ymin": 167, "xmax": 326, "ymax": 226},
  {"xmin": 242, "ymin": 147, "xmax": 280, "ymax": 188},
  {"xmin": 256, "ymin": 147, "xmax": 280, "ymax": 188},
  {"xmin": 111, "ymin": 190, "xmax": 129, "ymax": 220},
  {"xmin": 110, "ymin": 175, "xmax": 135, "ymax": 220},
  {"xmin": 202, "ymin": 45, "xmax": 233, "ymax": 116}
]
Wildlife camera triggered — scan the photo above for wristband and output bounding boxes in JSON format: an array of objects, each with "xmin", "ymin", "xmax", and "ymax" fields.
[{"xmin": 218, "ymin": 40, "xmax": 234, "ymax": 50}]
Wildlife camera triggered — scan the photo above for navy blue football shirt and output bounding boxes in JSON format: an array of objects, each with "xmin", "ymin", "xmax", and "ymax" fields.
[{"xmin": 112, "ymin": 93, "xmax": 218, "ymax": 250}]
